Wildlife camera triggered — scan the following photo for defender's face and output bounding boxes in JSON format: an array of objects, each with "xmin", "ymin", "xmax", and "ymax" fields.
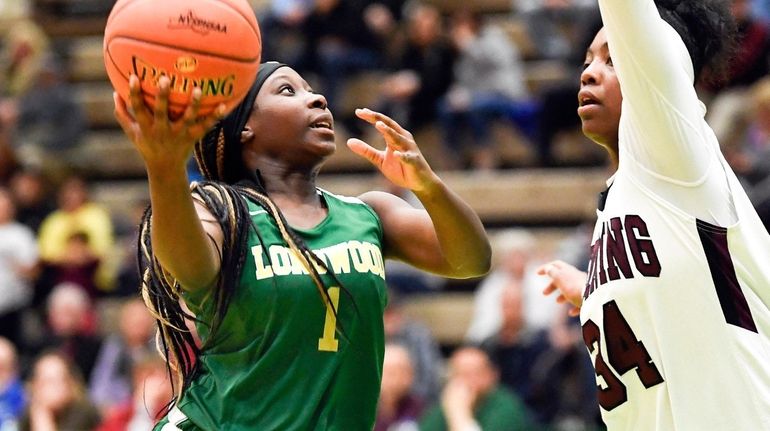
[{"xmin": 578, "ymin": 28, "xmax": 622, "ymax": 151}]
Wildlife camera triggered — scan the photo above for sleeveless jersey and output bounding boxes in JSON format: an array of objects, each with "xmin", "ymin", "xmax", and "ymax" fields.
[
  {"xmin": 584, "ymin": 1, "xmax": 770, "ymax": 429},
  {"xmin": 166, "ymin": 189, "xmax": 387, "ymax": 430}
]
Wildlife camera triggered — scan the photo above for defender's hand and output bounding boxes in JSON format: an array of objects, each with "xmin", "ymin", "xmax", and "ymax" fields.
[{"xmin": 538, "ymin": 260, "xmax": 586, "ymax": 317}]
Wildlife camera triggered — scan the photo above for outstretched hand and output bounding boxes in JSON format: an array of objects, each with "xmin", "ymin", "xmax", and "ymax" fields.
[
  {"xmin": 347, "ymin": 108, "xmax": 438, "ymax": 192},
  {"xmin": 113, "ymin": 75, "xmax": 225, "ymax": 170},
  {"xmin": 537, "ymin": 260, "xmax": 587, "ymax": 317}
]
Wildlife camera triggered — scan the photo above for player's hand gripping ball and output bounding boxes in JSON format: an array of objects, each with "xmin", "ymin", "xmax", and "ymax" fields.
[{"xmin": 104, "ymin": 0, "xmax": 261, "ymax": 119}]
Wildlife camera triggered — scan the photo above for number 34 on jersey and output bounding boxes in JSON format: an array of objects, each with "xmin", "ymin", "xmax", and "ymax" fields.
[{"xmin": 583, "ymin": 300, "xmax": 665, "ymax": 411}]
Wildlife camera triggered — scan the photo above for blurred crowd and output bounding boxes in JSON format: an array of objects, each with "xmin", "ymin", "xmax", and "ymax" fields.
[{"xmin": 0, "ymin": 0, "xmax": 769, "ymax": 429}]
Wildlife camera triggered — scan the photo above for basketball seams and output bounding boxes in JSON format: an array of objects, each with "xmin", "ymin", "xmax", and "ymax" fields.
[
  {"xmin": 216, "ymin": 0, "xmax": 261, "ymax": 39},
  {"xmin": 106, "ymin": 36, "xmax": 260, "ymax": 63},
  {"xmin": 104, "ymin": 38, "xmax": 256, "ymax": 110},
  {"xmin": 104, "ymin": 0, "xmax": 261, "ymax": 116},
  {"xmin": 106, "ymin": 0, "xmax": 260, "ymax": 43}
]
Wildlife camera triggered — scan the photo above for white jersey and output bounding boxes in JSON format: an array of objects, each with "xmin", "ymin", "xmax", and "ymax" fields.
[{"xmin": 582, "ymin": 1, "xmax": 770, "ymax": 430}]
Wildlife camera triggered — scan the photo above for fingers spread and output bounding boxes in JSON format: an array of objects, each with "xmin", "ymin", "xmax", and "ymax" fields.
[
  {"xmin": 180, "ymin": 88, "xmax": 203, "ymax": 128},
  {"xmin": 188, "ymin": 104, "xmax": 226, "ymax": 141},
  {"xmin": 154, "ymin": 76, "xmax": 171, "ymax": 126},
  {"xmin": 375, "ymin": 121, "xmax": 410, "ymax": 151},
  {"xmin": 356, "ymin": 108, "xmax": 411, "ymax": 137},
  {"xmin": 128, "ymin": 75, "xmax": 151, "ymax": 128},
  {"xmin": 347, "ymin": 138, "xmax": 383, "ymax": 166}
]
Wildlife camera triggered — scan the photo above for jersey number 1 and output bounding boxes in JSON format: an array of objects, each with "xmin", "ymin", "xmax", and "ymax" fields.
[
  {"xmin": 583, "ymin": 300, "xmax": 664, "ymax": 411},
  {"xmin": 318, "ymin": 287, "xmax": 341, "ymax": 352}
]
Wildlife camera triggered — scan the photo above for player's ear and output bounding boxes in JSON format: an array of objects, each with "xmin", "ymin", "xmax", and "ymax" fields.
[{"xmin": 241, "ymin": 126, "xmax": 255, "ymax": 144}]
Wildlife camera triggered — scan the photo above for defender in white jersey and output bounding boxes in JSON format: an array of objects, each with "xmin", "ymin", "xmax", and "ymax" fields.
[{"xmin": 539, "ymin": 0, "xmax": 770, "ymax": 429}]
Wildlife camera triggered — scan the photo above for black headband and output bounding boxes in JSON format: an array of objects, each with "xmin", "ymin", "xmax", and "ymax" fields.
[
  {"xmin": 219, "ymin": 61, "xmax": 287, "ymax": 149},
  {"xmin": 199, "ymin": 61, "xmax": 287, "ymax": 183}
]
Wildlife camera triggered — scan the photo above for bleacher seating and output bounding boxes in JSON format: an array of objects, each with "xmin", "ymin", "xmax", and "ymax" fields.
[{"xmin": 34, "ymin": 0, "xmax": 608, "ymax": 350}]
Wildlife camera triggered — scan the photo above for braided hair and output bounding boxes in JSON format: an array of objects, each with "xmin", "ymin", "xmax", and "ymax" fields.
[
  {"xmin": 654, "ymin": 0, "xmax": 737, "ymax": 82},
  {"xmin": 137, "ymin": 62, "xmax": 348, "ymax": 409}
]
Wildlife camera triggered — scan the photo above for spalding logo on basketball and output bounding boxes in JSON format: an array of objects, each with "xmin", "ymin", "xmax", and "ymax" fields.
[{"xmin": 104, "ymin": 0, "xmax": 262, "ymax": 119}]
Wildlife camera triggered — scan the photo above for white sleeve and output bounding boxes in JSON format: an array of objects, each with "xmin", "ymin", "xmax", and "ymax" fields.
[
  {"xmin": 600, "ymin": 0, "xmax": 736, "ymax": 225},
  {"xmin": 599, "ymin": 0, "xmax": 711, "ymax": 183}
]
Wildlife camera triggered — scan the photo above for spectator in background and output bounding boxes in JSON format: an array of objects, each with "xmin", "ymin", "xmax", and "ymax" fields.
[
  {"xmin": 8, "ymin": 168, "xmax": 53, "ymax": 233},
  {"xmin": 30, "ymin": 283, "xmax": 103, "ymax": 384},
  {"xmin": 96, "ymin": 354, "xmax": 172, "ymax": 431},
  {"xmin": 0, "ymin": 186, "xmax": 37, "ymax": 348},
  {"xmin": 0, "ymin": 3, "xmax": 49, "ymax": 98},
  {"xmin": 523, "ymin": 3, "xmax": 603, "ymax": 167},
  {"xmin": 466, "ymin": 229, "xmax": 558, "ymax": 344},
  {"xmin": 363, "ymin": 0, "xmax": 406, "ymax": 42},
  {"xmin": 19, "ymin": 352, "xmax": 100, "ymax": 431},
  {"xmin": 480, "ymin": 282, "xmax": 550, "ymax": 414},
  {"xmin": 259, "ymin": 0, "xmax": 314, "ymax": 68},
  {"xmin": 722, "ymin": 77, "xmax": 770, "ymax": 230},
  {"xmin": 378, "ymin": 3, "xmax": 455, "ymax": 133},
  {"xmin": 89, "ymin": 299, "xmax": 156, "ymax": 414},
  {"xmin": 375, "ymin": 343, "xmax": 424, "ymax": 431},
  {"xmin": 37, "ymin": 175, "xmax": 115, "ymax": 293},
  {"xmin": 705, "ymin": 0, "xmax": 770, "ymax": 143},
  {"xmin": 8, "ymin": 55, "xmax": 87, "ymax": 178},
  {"xmin": 527, "ymin": 307, "xmax": 602, "ymax": 430},
  {"xmin": 516, "ymin": 0, "xmax": 599, "ymax": 62},
  {"xmin": 705, "ymin": 0, "xmax": 770, "ymax": 94},
  {"xmin": 39, "ymin": 231, "xmax": 100, "ymax": 299},
  {"xmin": 0, "ymin": 102, "xmax": 18, "ymax": 182},
  {"xmin": 724, "ymin": 77, "xmax": 770, "ymax": 185},
  {"xmin": 419, "ymin": 346, "xmax": 531, "ymax": 431},
  {"xmin": 438, "ymin": 10, "xmax": 537, "ymax": 170},
  {"xmin": 384, "ymin": 289, "xmax": 443, "ymax": 402},
  {"xmin": 112, "ymin": 201, "xmax": 148, "ymax": 298},
  {"xmin": 0, "ymin": 338, "xmax": 25, "ymax": 431},
  {"xmin": 301, "ymin": 0, "xmax": 384, "ymax": 109}
]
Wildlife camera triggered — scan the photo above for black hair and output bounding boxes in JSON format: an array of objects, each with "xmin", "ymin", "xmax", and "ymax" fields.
[
  {"xmin": 137, "ymin": 63, "xmax": 350, "ymax": 410},
  {"xmin": 654, "ymin": 0, "xmax": 737, "ymax": 82}
]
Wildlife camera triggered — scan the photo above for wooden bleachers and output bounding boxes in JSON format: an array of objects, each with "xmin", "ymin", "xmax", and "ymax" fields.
[
  {"xmin": 317, "ymin": 168, "xmax": 607, "ymax": 224},
  {"xmin": 66, "ymin": 35, "xmax": 106, "ymax": 82},
  {"xmin": 92, "ymin": 167, "xmax": 608, "ymax": 228},
  {"xmin": 402, "ymin": 293, "xmax": 476, "ymax": 345}
]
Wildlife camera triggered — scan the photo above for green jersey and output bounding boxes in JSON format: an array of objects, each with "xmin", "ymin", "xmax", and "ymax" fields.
[{"xmin": 161, "ymin": 189, "xmax": 387, "ymax": 430}]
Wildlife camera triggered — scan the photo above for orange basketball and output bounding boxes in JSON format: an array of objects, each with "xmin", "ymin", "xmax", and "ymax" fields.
[{"xmin": 104, "ymin": 0, "xmax": 261, "ymax": 119}]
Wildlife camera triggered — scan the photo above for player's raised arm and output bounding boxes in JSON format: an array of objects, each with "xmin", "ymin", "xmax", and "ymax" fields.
[
  {"xmin": 114, "ymin": 75, "xmax": 225, "ymax": 292},
  {"xmin": 597, "ymin": 0, "xmax": 723, "ymax": 183},
  {"xmin": 349, "ymin": 108, "xmax": 491, "ymax": 279}
]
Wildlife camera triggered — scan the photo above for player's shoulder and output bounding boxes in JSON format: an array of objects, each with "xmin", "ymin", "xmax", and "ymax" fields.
[{"xmin": 318, "ymin": 188, "xmax": 367, "ymax": 206}]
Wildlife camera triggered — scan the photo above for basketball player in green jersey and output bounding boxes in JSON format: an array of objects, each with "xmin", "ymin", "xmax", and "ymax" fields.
[{"xmin": 113, "ymin": 62, "xmax": 491, "ymax": 430}]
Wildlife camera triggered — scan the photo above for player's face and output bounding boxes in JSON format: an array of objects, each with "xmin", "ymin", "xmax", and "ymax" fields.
[
  {"xmin": 578, "ymin": 28, "xmax": 622, "ymax": 153},
  {"xmin": 247, "ymin": 68, "xmax": 336, "ymax": 164}
]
